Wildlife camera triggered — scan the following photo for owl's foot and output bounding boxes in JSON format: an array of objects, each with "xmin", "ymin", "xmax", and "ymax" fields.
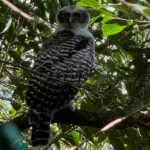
[{"xmin": 65, "ymin": 100, "xmax": 75, "ymax": 112}]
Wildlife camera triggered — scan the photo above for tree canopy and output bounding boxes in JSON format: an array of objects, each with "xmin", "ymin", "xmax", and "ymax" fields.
[{"xmin": 0, "ymin": 0, "xmax": 150, "ymax": 149}]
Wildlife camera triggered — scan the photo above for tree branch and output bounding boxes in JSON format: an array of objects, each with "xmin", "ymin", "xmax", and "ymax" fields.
[
  {"xmin": 118, "ymin": 0, "xmax": 150, "ymax": 21},
  {"xmin": 6, "ymin": 108, "xmax": 150, "ymax": 131},
  {"xmin": 1, "ymin": 0, "xmax": 34, "ymax": 20}
]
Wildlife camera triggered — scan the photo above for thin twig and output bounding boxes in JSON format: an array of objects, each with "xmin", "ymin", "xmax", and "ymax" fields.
[
  {"xmin": 0, "ymin": 0, "xmax": 34, "ymax": 21},
  {"xmin": 0, "ymin": 96, "xmax": 17, "ymax": 103},
  {"xmin": 112, "ymin": 17, "xmax": 150, "ymax": 23},
  {"xmin": 118, "ymin": 0, "xmax": 150, "ymax": 21},
  {"xmin": 0, "ymin": 27, "xmax": 14, "ymax": 76},
  {"xmin": 0, "ymin": 0, "xmax": 30, "ymax": 76},
  {"xmin": 0, "ymin": 60, "xmax": 80, "ymax": 89}
]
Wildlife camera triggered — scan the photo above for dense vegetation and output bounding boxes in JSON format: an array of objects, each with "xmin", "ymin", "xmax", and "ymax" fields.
[{"xmin": 0, "ymin": 0, "xmax": 150, "ymax": 149}]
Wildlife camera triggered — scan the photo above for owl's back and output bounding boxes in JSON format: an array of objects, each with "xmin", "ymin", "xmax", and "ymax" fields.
[{"xmin": 26, "ymin": 30, "xmax": 94, "ymax": 113}]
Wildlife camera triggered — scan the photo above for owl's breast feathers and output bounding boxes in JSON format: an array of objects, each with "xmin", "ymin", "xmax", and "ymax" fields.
[{"xmin": 25, "ymin": 30, "xmax": 94, "ymax": 112}]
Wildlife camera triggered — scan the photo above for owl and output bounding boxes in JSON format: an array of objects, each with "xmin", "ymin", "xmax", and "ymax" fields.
[{"xmin": 25, "ymin": 5, "xmax": 95, "ymax": 149}]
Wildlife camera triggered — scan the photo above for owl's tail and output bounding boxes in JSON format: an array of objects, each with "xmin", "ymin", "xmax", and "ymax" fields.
[{"xmin": 29, "ymin": 112, "xmax": 53, "ymax": 149}]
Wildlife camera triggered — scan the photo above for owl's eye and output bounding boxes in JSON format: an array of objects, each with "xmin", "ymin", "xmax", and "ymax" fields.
[
  {"xmin": 62, "ymin": 13, "xmax": 68, "ymax": 19},
  {"xmin": 75, "ymin": 13, "xmax": 83, "ymax": 19}
]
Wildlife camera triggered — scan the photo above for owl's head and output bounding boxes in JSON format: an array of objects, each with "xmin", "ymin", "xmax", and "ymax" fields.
[{"xmin": 56, "ymin": 6, "xmax": 90, "ymax": 32}]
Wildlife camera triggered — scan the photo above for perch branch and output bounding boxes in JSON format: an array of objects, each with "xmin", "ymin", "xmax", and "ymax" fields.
[{"xmin": 5, "ymin": 108, "xmax": 150, "ymax": 131}]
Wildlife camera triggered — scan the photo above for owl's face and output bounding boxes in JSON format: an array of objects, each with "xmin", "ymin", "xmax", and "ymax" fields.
[{"xmin": 57, "ymin": 6, "xmax": 90, "ymax": 31}]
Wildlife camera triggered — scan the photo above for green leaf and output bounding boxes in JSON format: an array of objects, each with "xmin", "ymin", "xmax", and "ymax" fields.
[
  {"xmin": 81, "ymin": 127, "xmax": 99, "ymax": 138},
  {"xmin": 13, "ymin": 88, "xmax": 25, "ymax": 101},
  {"xmin": 23, "ymin": 20, "xmax": 34, "ymax": 31},
  {"xmin": 2, "ymin": 8, "xmax": 11, "ymax": 18},
  {"xmin": 139, "ymin": 126, "xmax": 150, "ymax": 138},
  {"xmin": 69, "ymin": 0, "xmax": 76, "ymax": 5},
  {"xmin": 108, "ymin": 31, "xmax": 132, "ymax": 45},
  {"xmin": 80, "ymin": 97, "xmax": 98, "ymax": 112},
  {"xmin": 46, "ymin": 0, "xmax": 59, "ymax": 24},
  {"xmin": 37, "ymin": 22, "xmax": 51, "ymax": 37},
  {"xmin": 0, "ymin": 21, "xmax": 5, "ymax": 32},
  {"xmin": 125, "ymin": 127, "xmax": 141, "ymax": 140},
  {"xmin": 63, "ymin": 135, "xmax": 76, "ymax": 146},
  {"xmin": 123, "ymin": 138, "xmax": 139, "ymax": 150},
  {"xmin": 92, "ymin": 29, "xmax": 103, "ymax": 39},
  {"xmin": 59, "ymin": 0, "xmax": 70, "ymax": 7},
  {"xmin": 21, "ymin": 61, "xmax": 31, "ymax": 68},
  {"xmin": 103, "ymin": 16, "xmax": 112, "ymax": 22},
  {"xmin": 106, "ymin": 130, "xmax": 124, "ymax": 150},
  {"xmin": 18, "ymin": 34, "xmax": 26, "ymax": 43},
  {"xmin": 109, "ymin": 4, "xmax": 133, "ymax": 16},
  {"xmin": 0, "ymin": 102, "xmax": 9, "ymax": 111},
  {"xmin": 136, "ymin": 139, "xmax": 150, "ymax": 148},
  {"xmin": 8, "ymin": 50, "xmax": 21, "ymax": 63},
  {"xmin": 41, "ymin": 0, "xmax": 51, "ymax": 2},
  {"xmin": 0, "ymin": 18, "xmax": 12, "ymax": 34},
  {"xmin": 30, "ymin": 8, "xmax": 46, "ymax": 20},
  {"xmin": 29, "ymin": 41, "xmax": 40, "ymax": 53},
  {"xmin": 143, "ymin": 9, "xmax": 150, "ymax": 16},
  {"xmin": 61, "ymin": 124, "xmax": 71, "ymax": 133},
  {"xmin": 77, "ymin": 0, "xmax": 100, "ymax": 8},
  {"xmin": 104, "ymin": 18, "xmax": 133, "ymax": 26},
  {"xmin": 33, "ymin": 0, "xmax": 46, "ymax": 17},
  {"xmin": 22, "ymin": 43, "xmax": 31, "ymax": 52},
  {"xmin": 90, "ymin": 8, "xmax": 115, "ymax": 16},
  {"xmin": 69, "ymin": 131, "xmax": 79, "ymax": 144},
  {"xmin": 0, "ymin": 1, "xmax": 7, "ymax": 12},
  {"xmin": 98, "ymin": 132, "xmax": 106, "ymax": 143},
  {"xmin": 103, "ymin": 23, "xmax": 128, "ymax": 36},
  {"xmin": 27, "ymin": 31, "xmax": 37, "ymax": 38},
  {"xmin": 76, "ymin": 2, "xmax": 90, "ymax": 7},
  {"xmin": 54, "ymin": 141, "xmax": 61, "ymax": 149},
  {"xmin": 95, "ymin": 43, "xmax": 108, "ymax": 53},
  {"xmin": 127, "ymin": 54, "xmax": 133, "ymax": 61},
  {"xmin": 11, "ymin": 102, "xmax": 21, "ymax": 111},
  {"xmin": 92, "ymin": 14, "xmax": 102, "ymax": 23},
  {"xmin": 107, "ymin": 59, "xmax": 116, "ymax": 73},
  {"xmin": 9, "ymin": 110, "xmax": 16, "ymax": 116}
]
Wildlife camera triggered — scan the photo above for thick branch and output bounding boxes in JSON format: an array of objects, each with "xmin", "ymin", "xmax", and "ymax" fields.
[{"xmin": 6, "ymin": 108, "xmax": 150, "ymax": 131}]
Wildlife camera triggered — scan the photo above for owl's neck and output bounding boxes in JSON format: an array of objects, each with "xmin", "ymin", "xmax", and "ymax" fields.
[{"xmin": 53, "ymin": 26, "xmax": 93, "ymax": 39}]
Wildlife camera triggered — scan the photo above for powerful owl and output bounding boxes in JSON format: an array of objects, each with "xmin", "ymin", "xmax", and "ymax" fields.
[{"xmin": 25, "ymin": 5, "xmax": 95, "ymax": 149}]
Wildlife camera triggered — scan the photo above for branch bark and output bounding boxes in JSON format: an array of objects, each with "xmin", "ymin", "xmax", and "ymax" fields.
[{"xmin": 6, "ymin": 108, "xmax": 150, "ymax": 131}]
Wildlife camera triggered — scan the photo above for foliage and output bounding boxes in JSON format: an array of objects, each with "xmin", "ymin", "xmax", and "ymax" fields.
[{"xmin": 0, "ymin": 0, "xmax": 150, "ymax": 149}]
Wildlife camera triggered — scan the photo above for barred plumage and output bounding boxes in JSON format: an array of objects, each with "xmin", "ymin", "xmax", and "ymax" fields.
[{"xmin": 25, "ymin": 6, "xmax": 95, "ymax": 149}]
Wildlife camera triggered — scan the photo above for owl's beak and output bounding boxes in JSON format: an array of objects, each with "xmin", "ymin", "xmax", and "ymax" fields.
[{"xmin": 68, "ymin": 18, "xmax": 73, "ymax": 28}]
